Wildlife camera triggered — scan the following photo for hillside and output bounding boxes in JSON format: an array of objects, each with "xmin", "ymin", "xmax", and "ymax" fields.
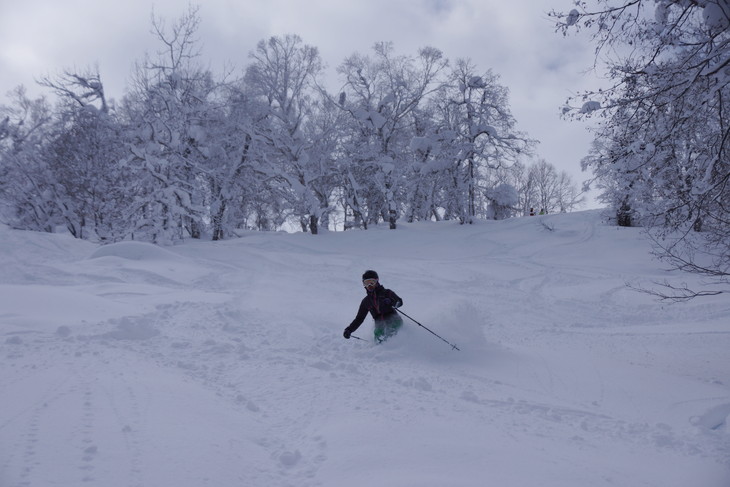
[{"xmin": 1, "ymin": 210, "xmax": 728, "ymax": 486}]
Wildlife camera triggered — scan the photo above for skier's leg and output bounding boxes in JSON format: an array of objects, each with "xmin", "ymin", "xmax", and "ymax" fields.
[
  {"xmin": 377, "ymin": 314, "xmax": 403, "ymax": 342},
  {"xmin": 373, "ymin": 323, "xmax": 385, "ymax": 343}
]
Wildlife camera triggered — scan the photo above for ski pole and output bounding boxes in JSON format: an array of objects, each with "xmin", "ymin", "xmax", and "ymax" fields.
[
  {"xmin": 395, "ymin": 308, "xmax": 460, "ymax": 351},
  {"xmin": 350, "ymin": 334, "xmax": 367, "ymax": 341}
]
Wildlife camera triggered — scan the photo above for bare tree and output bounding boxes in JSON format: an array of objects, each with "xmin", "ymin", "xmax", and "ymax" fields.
[
  {"xmin": 526, "ymin": 159, "xmax": 584, "ymax": 214},
  {"xmin": 38, "ymin": 66, "xmax": 110, "ymax": 113}
]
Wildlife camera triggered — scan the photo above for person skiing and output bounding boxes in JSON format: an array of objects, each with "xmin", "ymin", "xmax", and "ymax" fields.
[{"xmin": 343, "ymin": 270, "xmax": 403, "ymax": 343}]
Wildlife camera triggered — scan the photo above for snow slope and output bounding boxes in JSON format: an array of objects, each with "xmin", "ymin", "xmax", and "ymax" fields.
[{"xmin": 1, "ymin": 210, "xmax": 728, "ymax": 487}]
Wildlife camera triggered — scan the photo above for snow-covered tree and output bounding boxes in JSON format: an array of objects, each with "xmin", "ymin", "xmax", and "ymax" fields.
[
  {"xmin": 189, "ymin": 87, "xmax": 261, "ymax": 240},
  {"xmin": 2, "ymin": 8, "xmax": 555, "ymax": 240},
  {"xmin": 0, "ymin": 88, "xmax": 58, "ymax": 232},
  {"xmin": 553, "ymin": 0, "xmax": 730, "ymax": 295},
  {"xmin": 502, "ymin": 161, "xmax": 534, "ymax": 216},
  {"xmin": 124, "ymin": 5, "xmax": 213, "ymax": 243},
  {"xmin": 337, "ymin": 42, "xmax": 448, "ymax": 229},
  {"xmin": 43, "ymin": 104, "xmax": 128, "ymax": 240},
  {"xmin": 31, "ymin": 68, "xmax": 129, "ymax": 241},
  {"xmin": 244, "ymin": 34, "xmax": 336, "ymax": 234},
  {"xmin": 431, "ymin": 59, "xmax": 533, "ymax": 223},
  {"xmin": 403, "ymin": 107, "xmax": 456, "ymax": 222},
  {"xmin": 298, "ymin": 96, "xmax": 345, "ymax": 233},
  {"xmin": 486, "ymin": 183, "xmax": 519, "ymax": 220}
]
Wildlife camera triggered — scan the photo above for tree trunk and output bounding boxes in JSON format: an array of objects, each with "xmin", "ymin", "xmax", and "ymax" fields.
[
  {"xmin": 211, "ymin": 200, "xmax": 226, "ymax": 241},
  {"xmin": 617, "ymin": 200, "xmax": 632, "ymax": 227},
  {"xmin": 309, "ymin": 214, "xmax": 319, "ymax": 235}
]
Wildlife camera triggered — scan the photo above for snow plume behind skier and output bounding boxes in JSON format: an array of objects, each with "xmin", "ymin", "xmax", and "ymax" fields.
[{"xmin": 343, "ymin": 270, "xmax": 403, "ymax": 343}]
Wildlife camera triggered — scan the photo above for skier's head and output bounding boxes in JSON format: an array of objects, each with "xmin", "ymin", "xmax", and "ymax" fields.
[{"xmin": 362, "ymin": 270, "xmax": 379, "ymax": 291}]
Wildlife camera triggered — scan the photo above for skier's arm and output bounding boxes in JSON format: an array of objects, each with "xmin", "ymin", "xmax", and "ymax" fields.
[
  {"xmin": 389, "ymin": 290, "xmax": 403, "ymax": 308},
  {"xmin": 343, "ymin": 298, "xmax": 369, "ymax": 338}
]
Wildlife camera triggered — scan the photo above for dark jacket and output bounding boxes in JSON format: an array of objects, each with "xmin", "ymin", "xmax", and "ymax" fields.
[{"xmin": 346, "ymin": 285, "xmax": 403, "ymax": 334}]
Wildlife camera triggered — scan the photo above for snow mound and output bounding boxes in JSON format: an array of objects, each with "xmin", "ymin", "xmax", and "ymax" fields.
[
  {"xmin": 85, "ymin": 240, "xmax": 213, "ymax": 286},
  {"xmin": 692, "ymin": 403, "xmax": 730, "ymax": 431},
  {"xmin": 89, "ymin": 241, "xmax": 184, "ymax": 261}
]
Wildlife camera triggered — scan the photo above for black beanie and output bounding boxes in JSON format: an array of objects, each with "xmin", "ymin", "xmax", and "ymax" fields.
[{"xmin": 362, "ymin": 270, "xmax": 379, "ymax": 280}]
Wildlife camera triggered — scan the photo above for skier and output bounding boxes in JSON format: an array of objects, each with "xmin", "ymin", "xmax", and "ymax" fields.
[{"xmin": 343, "ymin": 270, "xmax": 403, "ymax": 343}]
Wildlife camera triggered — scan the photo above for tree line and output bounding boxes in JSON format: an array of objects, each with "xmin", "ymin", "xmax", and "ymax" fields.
[{"xmin": 0, "ymin": 6, "xmax": 584, "ymax": 243}]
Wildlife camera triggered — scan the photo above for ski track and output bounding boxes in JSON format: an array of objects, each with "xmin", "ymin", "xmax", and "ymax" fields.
[
  {"xmin": 2, "ymin": 298, "xmax": 728, "ymax": 486},
  {"xmin": 1, "ymin": 213, "xmax": 729, "ymax": 486}
]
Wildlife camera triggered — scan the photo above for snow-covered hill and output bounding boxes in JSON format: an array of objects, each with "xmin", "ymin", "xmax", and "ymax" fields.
[{"xmin": 1, "ymin": 210, "xmax": 728, "ymax": 487}]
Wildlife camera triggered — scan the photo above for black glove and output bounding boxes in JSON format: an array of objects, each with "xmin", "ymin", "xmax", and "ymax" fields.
[{"xmin": 343, "ymin": 327, "xmax": 352, "ymax": 339}]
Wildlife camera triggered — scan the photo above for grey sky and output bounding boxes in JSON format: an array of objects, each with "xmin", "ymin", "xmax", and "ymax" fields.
[{"xmin": 0, "ymin": 0, "xmax": 601, "ymax": 207}]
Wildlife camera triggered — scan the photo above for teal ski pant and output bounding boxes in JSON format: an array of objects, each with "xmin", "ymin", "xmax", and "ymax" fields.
[{"xmin": 373, "ymin": 314, "xmax": 403, "ymax": 343}]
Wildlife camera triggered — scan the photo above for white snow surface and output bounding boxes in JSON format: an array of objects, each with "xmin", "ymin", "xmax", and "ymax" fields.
[{"xmin": 1, "ymin": 210, "xmax": 728, "ymax": 487}]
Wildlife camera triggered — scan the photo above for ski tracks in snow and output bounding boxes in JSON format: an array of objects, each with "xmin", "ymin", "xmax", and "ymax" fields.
[
  {"xmin": 0, "ymin": 333, "xmax": 149, "ymax": 487},
  {"xmin": 92, "ymin": 300, "xmax": 333, "ymax": 487},
  {"xmin": 2, "ymin": 214, "xmax": 728, "ymax": 486}
]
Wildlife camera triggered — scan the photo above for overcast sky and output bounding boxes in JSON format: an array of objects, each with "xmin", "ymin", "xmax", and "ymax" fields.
[{"xmin": 0, "ymin": 0, "xmax": 603, "ymax": 208}]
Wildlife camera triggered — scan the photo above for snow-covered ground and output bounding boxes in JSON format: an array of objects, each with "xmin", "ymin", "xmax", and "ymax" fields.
[{"xmin": 1, "ymin": 210, "xmax": 728, "ymax": 487}]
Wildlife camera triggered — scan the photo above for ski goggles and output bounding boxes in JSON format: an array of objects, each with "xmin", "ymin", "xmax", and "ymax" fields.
[{"xmin": 363, "ymin": 278, "xmax": 378, "ymax": 289}]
